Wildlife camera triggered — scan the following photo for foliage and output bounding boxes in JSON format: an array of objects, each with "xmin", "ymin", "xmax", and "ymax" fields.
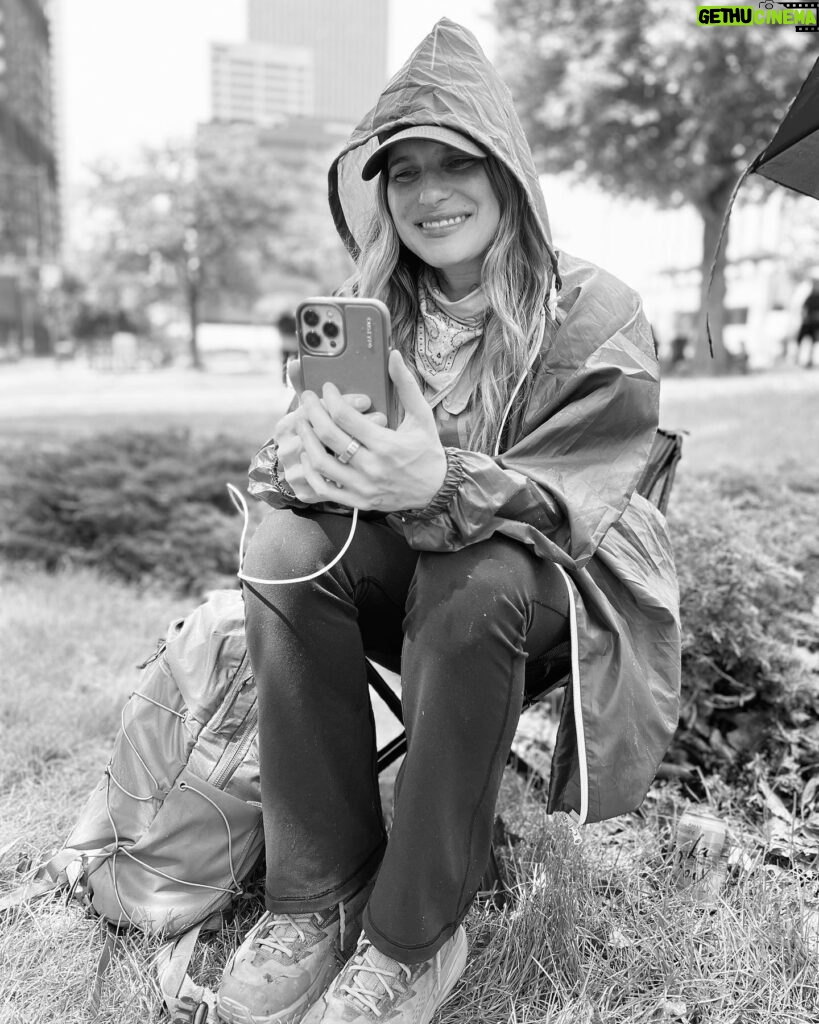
[
  {"xmin": 493, "ymin": 0, "xmax": 815, "ymax": 369},
  {"xmin": 666, "ymin": 470, "xmax": 819, "ymax": 782},
  {"xmin": 0, "ymin": 431, "xmax": 261, "ymax": 595},
  {"xmin": 72, "ymin": 133, "xmax": 352, "ymax": 365}
]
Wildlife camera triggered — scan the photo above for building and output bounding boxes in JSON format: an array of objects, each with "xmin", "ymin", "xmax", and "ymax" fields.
[
  {"xmin": 202, "ymin": 0, "xmax": 386, "ymax": 327},
  {"xmin": 0, "ymin": 0, "xmax": 60, "ymax": 356},
  {"xmin": 211, "ymin": 41, "xmax": 314, "ymax": 124},
  {"xmin": 542, "ymin": 174, "xmax": 807, "ymax": 369},
  {"xmin": 246, "ymin": 0, "xmax": 388, "ymax": 126}
]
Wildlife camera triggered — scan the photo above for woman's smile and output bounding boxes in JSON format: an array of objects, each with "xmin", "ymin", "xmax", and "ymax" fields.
[{"xmin": 418, "ymin": 212, "xmax": 471, "ymax": 234}]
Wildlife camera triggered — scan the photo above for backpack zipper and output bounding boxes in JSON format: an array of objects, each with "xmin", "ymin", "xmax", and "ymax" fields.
[
  {"xmin": 206, "ymin": 651, "xmax": 253, "ymax": 734},
  {"xmin": 209, "ymin": 705, "xmax": 259, "ymax": 791}
]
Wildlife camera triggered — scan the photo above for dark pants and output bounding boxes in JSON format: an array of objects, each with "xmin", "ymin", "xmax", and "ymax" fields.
[{"xmin": 242, "ymin": 508, "xmax": 569, "ymax": 963}]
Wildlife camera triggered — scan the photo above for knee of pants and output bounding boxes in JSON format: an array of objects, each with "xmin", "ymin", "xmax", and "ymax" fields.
[
  {"xmin": 407, "ymin": 538, "xmax": 540, "ymax": 649},
  {"xmin": 242, "ymin": 508, "xmax": 346, "ymax": 585}
]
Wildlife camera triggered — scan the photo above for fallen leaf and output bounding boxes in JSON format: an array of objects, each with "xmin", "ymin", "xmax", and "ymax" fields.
[
  {"xmin": 0, "ymin": 838, "xmax": 19, "ymax": 861},
  {"xmin": 758, "ymin": 777, "xmax": 793, "ymax": 823},
  {"xmin": 662, "ymin": 997, "xmax": 688, "ymax": 1020},
  {"xmin": 608, "ymin": 926, "xmax": 635, "ymax": 949},
  {"xmin": 801, "ymin": 775, "xmax": 819, "ymax": 816}
]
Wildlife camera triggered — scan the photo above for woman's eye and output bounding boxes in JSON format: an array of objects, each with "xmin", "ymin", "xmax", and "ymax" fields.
[
  {"xmin": 446, "ymin": 158, "xmax": 477, "ymax": 171},
  {"xmin": 388, "ymin": 167, "xmax": 417, "ymax": 183}
]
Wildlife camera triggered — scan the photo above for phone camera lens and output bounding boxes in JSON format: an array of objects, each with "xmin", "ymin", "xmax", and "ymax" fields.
[
  {"xmin": 305, "ymin": 331, "xmax": 321, "ymax": 348},
  {"xmin": 303, "ymin": 309, "xmax": 320, "ymax": 327},
  {"xmin": 322, "ymin": 321, "xmax": 339, "ymax": 339}
]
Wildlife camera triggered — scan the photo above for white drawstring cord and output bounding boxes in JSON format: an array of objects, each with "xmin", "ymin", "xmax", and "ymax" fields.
[{"xmin": 226, "ymin": 483, "xmax": 359, "ymax": 586}]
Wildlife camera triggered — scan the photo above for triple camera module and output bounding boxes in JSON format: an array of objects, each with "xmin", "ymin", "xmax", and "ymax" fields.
[{"xmin": 300, "ymin": 305, "xmax": 343, "ymax": 355}]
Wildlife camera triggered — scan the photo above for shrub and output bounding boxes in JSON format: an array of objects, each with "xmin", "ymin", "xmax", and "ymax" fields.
[
  {"xmin": 0, "ymin": 430, "xmax": 261, "ymax": 595},
  {"xmin": 666, "ymin": 470, "xmax": 819, "ymax": 782}
]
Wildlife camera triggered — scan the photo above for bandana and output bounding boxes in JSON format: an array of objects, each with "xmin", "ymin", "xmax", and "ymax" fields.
[{"xmin": 415, "ymin": 274, "xmax": 487, "ymax": 413}]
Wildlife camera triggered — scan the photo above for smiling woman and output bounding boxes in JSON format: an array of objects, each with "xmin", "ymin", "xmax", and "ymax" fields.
[
  {"xmin": 383, "ymin": 138, "xmax": 501, "ymax": 299},
  {"xmin": 215, "ymin": 17, "xmax": 682, "ymax": 1024}
]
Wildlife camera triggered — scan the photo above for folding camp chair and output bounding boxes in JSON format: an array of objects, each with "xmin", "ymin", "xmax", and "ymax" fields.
[{"xmin": 367, "ymin": 428, "xmax": 683, "ymax": 896}]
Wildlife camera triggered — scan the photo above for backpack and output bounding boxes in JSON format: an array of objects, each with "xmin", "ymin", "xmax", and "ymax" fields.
[{"xmin": 2, "ymin": 589, "xmax": 263, "ymax": 1023}]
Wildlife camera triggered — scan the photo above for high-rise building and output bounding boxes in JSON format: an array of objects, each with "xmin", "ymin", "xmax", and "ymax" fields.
[
  {"xmin": 0, "ymin": 0, "xmax": 60, "ymax": 355},
  {"xmin": 246, "ymin": 0, "xmax": 388, "ymax": 125},
  {"xmin": 211, "ymin": 41, "xmax": 314, "ymax": 124}
]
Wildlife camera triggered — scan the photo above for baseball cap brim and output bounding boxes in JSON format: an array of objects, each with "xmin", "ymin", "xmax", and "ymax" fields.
[{"xmin": 361, "ymin": 125, "xmax": 486, "ymax": 181}]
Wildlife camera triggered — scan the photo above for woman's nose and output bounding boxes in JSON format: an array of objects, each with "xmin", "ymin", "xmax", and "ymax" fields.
[{"xmin": 417, "ymin": 172, "xmax": 452, "ymax": 206}]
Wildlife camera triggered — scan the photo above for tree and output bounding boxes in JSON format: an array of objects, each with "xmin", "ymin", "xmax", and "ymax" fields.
[
  {"xmin": 494, "ymin": 0, "xmax": 814, "ymax": 371},
  {"xmin": 73, "ymin": 132, "xmax": 351, "ymax": 367}
]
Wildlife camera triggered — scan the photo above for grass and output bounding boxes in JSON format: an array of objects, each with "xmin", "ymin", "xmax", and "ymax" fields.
[
  {"xmin": 3, "ymin": 358, "xmax": 819, "ymax": 479},
  {"xmin": 2, "ymin": 568, "xmax": 819, "ymax": 1023},
  {"xmin": 1, "ymin": 362, "xmax": 818, "ymax": 1022}
]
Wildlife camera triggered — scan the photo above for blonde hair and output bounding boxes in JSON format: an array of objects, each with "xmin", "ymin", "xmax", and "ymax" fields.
[{"xmin": 354, "ymin": 156, "xmax": 553, "ymax": 453}]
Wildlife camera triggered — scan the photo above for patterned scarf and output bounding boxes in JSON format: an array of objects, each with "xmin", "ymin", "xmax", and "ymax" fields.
[{"xmin": 415, "ymin": 273, "xmax": 487, "ymax": 412}]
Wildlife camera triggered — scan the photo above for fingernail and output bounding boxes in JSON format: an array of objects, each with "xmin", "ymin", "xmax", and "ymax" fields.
[{"xmin": 351, "ymin": 396, "xmax": 369, "ymax": 410}]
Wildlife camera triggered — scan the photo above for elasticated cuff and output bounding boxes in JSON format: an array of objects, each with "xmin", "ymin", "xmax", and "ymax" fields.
[{"xmin": 399, "ymin": 448, "xmax": 466, "ymax": 522}]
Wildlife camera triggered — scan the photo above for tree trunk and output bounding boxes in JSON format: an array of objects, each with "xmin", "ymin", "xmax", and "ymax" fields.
[
  {"xmin": 187, "ymin": 274, "xmax": 202, "ymax": 370},
  {"xmin": 692, "ymin": 182, "xmax": 735, "ymax": 375}
]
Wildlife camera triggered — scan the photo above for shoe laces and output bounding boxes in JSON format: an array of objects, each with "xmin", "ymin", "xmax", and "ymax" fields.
[
  {"xmin": 252, "ymin": 910, "xmax": 324, "ymax": 961},
  {"xmin": 339, "ymin": 941, "xmax": 412, "ymax": 1017}
]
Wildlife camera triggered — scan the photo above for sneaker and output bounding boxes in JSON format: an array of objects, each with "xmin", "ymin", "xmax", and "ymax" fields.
[
  {"xmin": 216, "ymin": 884, "xmax": 371, "ymax": 1024},
  {"xmin": 301, "ymin": 926, "xmax": 467, "ymax": 1024}
]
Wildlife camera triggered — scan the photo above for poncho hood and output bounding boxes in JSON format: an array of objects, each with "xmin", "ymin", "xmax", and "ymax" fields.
[{"xmin": 328, "ymin": 18, "xmax": 557, "ymax": 280}]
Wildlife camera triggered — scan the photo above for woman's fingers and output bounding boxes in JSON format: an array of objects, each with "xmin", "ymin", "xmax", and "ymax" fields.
[
  {"xmin": 300, "ymin": 389, "xmax": 371, "ymax": 455},
  {"xmin": 298, "ymin": 420, "xmax": 356, "ymax": 484},
  {"xmin": 319, "ymin": 385, "xmax": 391, "ymax": 448},
  {"xmin": 285, "ymin": 357, "xmax": 303, "ymax": 395},
  {"xmin": 298, "ymin": 454, "xmax": 380, "ymax": 510},
  {"xmin": 388, "ymin": 350, "xmax": 432, "ymax": 426}
]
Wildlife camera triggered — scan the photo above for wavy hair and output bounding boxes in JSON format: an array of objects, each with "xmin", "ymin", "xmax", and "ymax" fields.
[{"xmin": 353, "ymin": 155, "xmax": 554, "ymax": 454}]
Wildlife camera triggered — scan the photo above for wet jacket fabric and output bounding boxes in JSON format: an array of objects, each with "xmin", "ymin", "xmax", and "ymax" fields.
[{"xmin": 249, "ymin": 18, "xmax": 681, "ymax": 824}]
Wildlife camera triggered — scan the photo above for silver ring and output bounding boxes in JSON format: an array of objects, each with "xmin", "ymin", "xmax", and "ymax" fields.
[{"xmin": 336, "ymin": 438, "xmax": 362, "ymax": 465}]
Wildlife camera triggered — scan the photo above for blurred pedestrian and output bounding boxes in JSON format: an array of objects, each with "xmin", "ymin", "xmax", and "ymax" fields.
[
  {"xmin": 217, "ymin": 19, "xmax": 681, "ymax": 1024},
  {"xmin": 670, "ymin": 333, "xmax": 689, "ymax": 372},
  {"xmin": 797, "ymin": 279, "xmax": 819, "ymax": 368},
  {"xmin": 111, "ymin": 309, "xmax": 138, "ymax": 372}
]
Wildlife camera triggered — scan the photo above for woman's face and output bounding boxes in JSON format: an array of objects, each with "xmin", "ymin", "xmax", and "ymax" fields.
[{"xmin": 385, "ymin": 139, "xmax": 501, "ymax": 297}]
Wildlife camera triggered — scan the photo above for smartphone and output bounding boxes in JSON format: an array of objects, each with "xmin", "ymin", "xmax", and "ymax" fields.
[{"xmin": 295, "ymin": 297, "xmax": 397, "ymax": 428}]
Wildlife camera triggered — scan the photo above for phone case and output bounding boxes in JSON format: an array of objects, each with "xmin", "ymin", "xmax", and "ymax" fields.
[{"xmin": 296, "ymin": 297, "xmax": 396, "ymax": 427}]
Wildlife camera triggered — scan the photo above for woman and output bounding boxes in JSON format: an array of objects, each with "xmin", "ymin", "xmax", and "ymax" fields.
[{"xmin": 216, "ymin": 19, "xmax": 680, "ymax": 1024}]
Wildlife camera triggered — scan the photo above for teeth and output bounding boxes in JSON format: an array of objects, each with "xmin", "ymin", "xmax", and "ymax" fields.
[{"xmin": 421, "ymin": 215, "xmax": 467, "ymax": 229}]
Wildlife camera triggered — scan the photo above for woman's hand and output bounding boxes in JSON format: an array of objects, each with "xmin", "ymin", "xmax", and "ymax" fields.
[
  {"xmin": 273, "ymin": 360, "xmax": 382, "ymax": 503},
  {"xmin": 276, "ymin": 350, "xmax": 447, "ymax": 512}
]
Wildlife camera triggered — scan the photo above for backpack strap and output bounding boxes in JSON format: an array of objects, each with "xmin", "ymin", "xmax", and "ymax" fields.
[
  {"xmin": 155, "ymin": 921, "xmax": 217, "ymax": 1023},
  {"xmin": 0, "ymin": 849, "xmax": 93, "ymax": 914},
  {"xmin": 0, "ymin": 876, "xmax": 61, "ymax": 912},
  {"xmin": 89, "ymin": 926, "xmax": 119, "ymax": 1016}
]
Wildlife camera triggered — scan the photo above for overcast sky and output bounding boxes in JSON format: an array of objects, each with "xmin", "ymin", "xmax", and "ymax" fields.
[{"xmin": 57, "ymin": 1, "xmax": 496, "ymax": 184}]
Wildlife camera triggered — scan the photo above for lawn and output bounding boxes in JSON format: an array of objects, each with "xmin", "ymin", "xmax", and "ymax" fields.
[
  {"xmin": 1, "ymin": 359, "xmax": 818, "ymax": 1023},
  {"xmin": 2, "ymin": 358, "xmax": 818, "ymax": 477}
]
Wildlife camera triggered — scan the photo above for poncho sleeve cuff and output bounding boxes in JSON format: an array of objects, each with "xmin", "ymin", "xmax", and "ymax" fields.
[
  {"xmin": 247, "ymin": 438, "xmax": 298, "ymax": 501},
  {"xmin": 400, "ymin": 447, "xmax": 466, "ymax": 521}
]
